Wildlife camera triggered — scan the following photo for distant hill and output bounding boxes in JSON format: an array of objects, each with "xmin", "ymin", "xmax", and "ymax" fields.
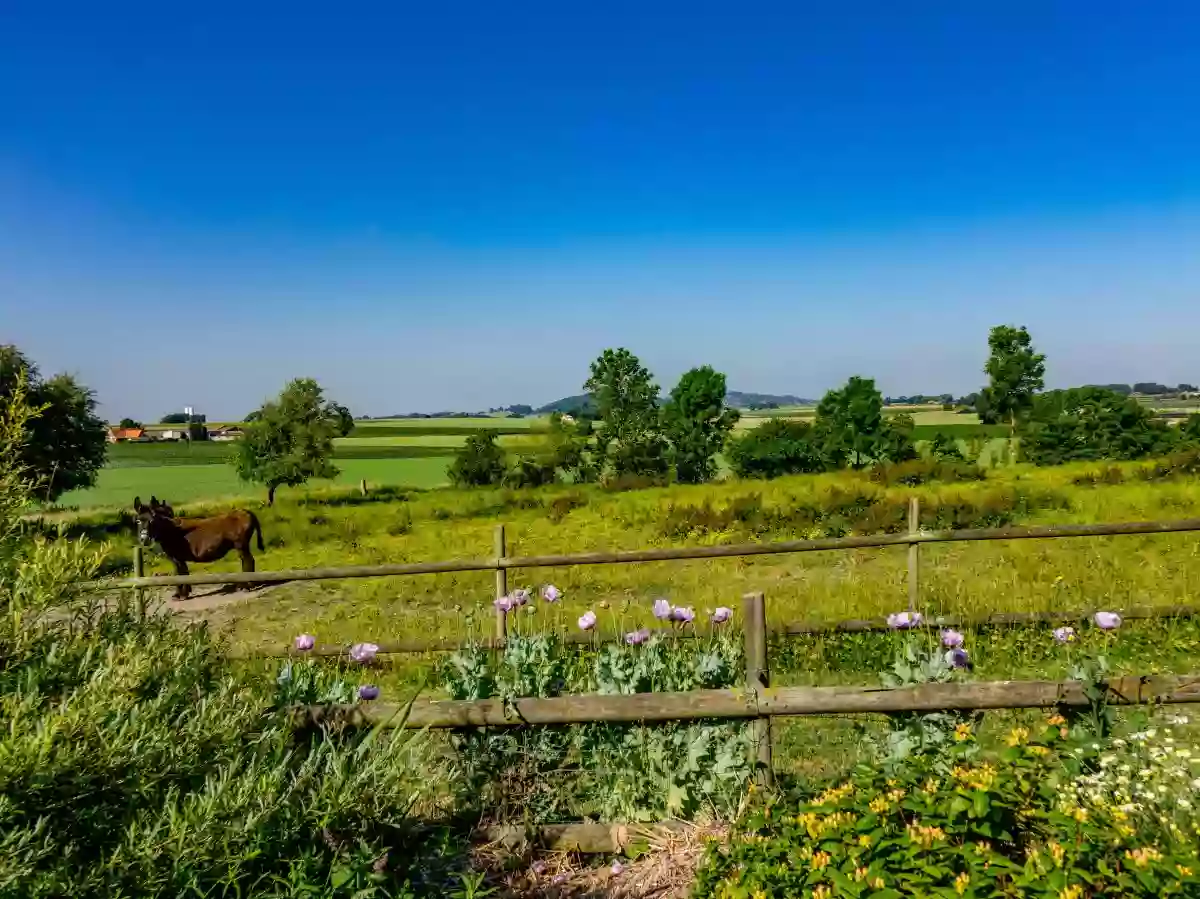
[{"xmin": 535, "ymin": 390, "xmax": 809, "ymax": 415}]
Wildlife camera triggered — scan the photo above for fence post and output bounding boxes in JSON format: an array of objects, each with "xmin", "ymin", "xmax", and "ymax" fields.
[
  {"xmin": 494, "ymin": 524, "xmax": 508, "ymax": 642},
  {"xmin": 743, "ymin": 591, "xmax": 773, "ymax": 787},
  {"xmin": 133, "ymin": 545, "xmax": 145, "ymax": 620},
  {"xmin": 907, "ymin": 496, "xmax": 920, "ymax": 612},
  {"xmin": 359, "ymin": 478, "xmax": 368, "ymax": 496}
]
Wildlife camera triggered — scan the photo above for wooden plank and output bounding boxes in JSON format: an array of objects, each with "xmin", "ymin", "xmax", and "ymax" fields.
[
  {"xmin": 907, "ymin": 497, "xmax": 920, "ymax": 611},
  {"xmin": 85, "ymin": 516, "xmax": 1200, "ymax": 590},
  {"xmin": 742, "ymin": 591, "xmax": 772, "ymax": 787},
  {"xmin": 494, "ymin": 524, "xmax": 508, "ymax": 642},
  {"xmin": 298, "ymin": 674, "xmax": 1200, "ymax": 730}
]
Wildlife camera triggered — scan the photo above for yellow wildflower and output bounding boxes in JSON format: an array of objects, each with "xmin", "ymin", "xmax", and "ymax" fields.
[
  {"xmin": 954, "ymin": 871, "xmax": 970, "ymax": 895},
  {"xmin": 812, "ymin": 886, "xmax": 831, "ymax": 899},
  {"xmin": 1178, "ymin": 864, "xmax": 1193, "ymax": 877},
  {"xmin": 1028, "ymin": 745, "xmax": 1050, "ymax": 756},
  {"xmin": 870, "ymin": 877, "xmax": 885, "ymax": 889},
  {"xmin": 1126, "ymin": 847, "xmax": 1163, "ymax": 868},
  {"xmin": 1005, "ymin": 726, "xmax": 1030, "ymax": 747},
  {"xmin": 869, "ymin": 796, "xmax": 890, "ymax": 814},
  {"xmin": 854, "ymin": 867, "xmax": 869, "ymax": 882},
  {"xmin": 1059, "ymin": 886, "xmax": 1083, "ymax": 899},
  {"xmin": 1048, "ymin": 713, "xmax": 1067, "ymax": 726},
  {"xmin": 858, "ymin": 834, "xmax": 872, "ymax": 847},
  {"xmin": 955, "ymin": 722, "xmax": 973, "ymax": 742},
  {"xmin": 811, "ymin": 851, "xmax": 831, "ymax": 871},
  {"xmin": 1049, "ymin": 842, "xmax": 1065, "ymax": 867}
]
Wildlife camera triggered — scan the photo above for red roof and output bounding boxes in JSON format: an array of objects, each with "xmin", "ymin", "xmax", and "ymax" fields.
[{"xmin": 109, "ymin": 427, "xmax": 145, "ymax": 440}]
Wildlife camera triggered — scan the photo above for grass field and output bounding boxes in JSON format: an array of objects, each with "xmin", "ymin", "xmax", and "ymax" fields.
[{"xmin": 59, "ymin": 452, "xmax": 1200, "ymax": 786}]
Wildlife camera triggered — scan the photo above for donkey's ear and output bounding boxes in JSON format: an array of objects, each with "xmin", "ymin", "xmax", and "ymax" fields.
[
  {"xmin": 133, "ymin": 496, "xmax": 143, "ymax": 512},
  {"xmin": 150, "ymin": 496, "xmax": 159, "ymax": 508}
]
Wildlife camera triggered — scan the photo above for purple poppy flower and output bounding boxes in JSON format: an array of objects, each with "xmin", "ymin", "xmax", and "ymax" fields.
[
  {"xmin": 531, "ymin": 860, "xmax": 547, "ymax": 877},
  {"xmin": 625, "ymin": 628, "xmax": 651, "ymax": 645},
  {"xmin": 711, "ymin": 607, "xmax": 733, "ymax": 624},
  {"xmin": 941, "ymin": 629, "xmax": 964, "ymax": 648},
  {"xmin": 358, "ymin": 684, "xmax": 380, "ymax": 701},
  {"xmin": 578, "ymin": 610, "xmax": 598, "ymax": 631},
  {"xmin": 349, "ymin": 642, "xmax": 379, "ymax": 663},
  {"xmin": 611, "ymin": 861, "xmax": 624, "ymax": 876},
  {"xmin": 551, "ymin": 874, "xmax": 568, "ymax": 886},
  {"xmin": 944, "ymin": 648, "xmax": 971, "ymax": 670},
  {"xmin": 294, "ymin": 633, "xmax": 316, "ymax": 652},
  {"xmin": 1053, "ymin": 626, "xmax": 1077, "ymax": 644},
  {"xmin": 541, "ymin": 585, "xmax": 561, "ymax": 603},
  {"xmin": 494, "ymin": 595, "xmax": 515, "ymax": 613},
  {"xmin": 652, "ymin": 598, "xmax": 672, "ymax": 620},
  {"xmin": 886, "ymin": 611, "xmax": 923, "ymax": 629},
  {"xmin": 669, "ymin": 606, "xmax": 696, "ymax": 624},
  {"xmin": 511, "ymin": 589, "xmax": 531, "ymax": 607},
  {"xmin": 1094, "ymin": 611, "xmax": 1121, "ymax": 631}
]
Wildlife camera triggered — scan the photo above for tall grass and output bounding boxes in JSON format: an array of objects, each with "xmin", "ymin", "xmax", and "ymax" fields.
[{"xmin": 0, "ymin": 386, "xmax": 468, "ymax": 898}]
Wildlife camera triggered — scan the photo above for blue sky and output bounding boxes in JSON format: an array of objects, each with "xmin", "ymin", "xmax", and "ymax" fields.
[{"xmin": 2, "ymin": 1, "xmax": 1199, "ymax": 419}]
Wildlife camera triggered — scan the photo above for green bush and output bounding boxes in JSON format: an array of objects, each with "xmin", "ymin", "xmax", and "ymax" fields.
[
  {"xmin": 727, "ymin": 419, "xmax": 827, "ymax": 479},
  {"xmin": 447, "ymin": 430, "xmax": 506, "ymax": 487},
  {"xmin": 694, "ymin": 717, "xmax": 1200, "ymax": 898},
  {"xmin": 1021, "ymin": 387, "xmax": 1179, "ymax": 466},
  {"xmin": 868, "ymin": 458, "xmax": 987, "ymax": 487},
  {"xmin": 441, "ymin": 627, "xmax": 750, "ymax": 823},
  {"xmin": 1138, "ymin": 447, "xmax": 1200, "ymax": 481}
]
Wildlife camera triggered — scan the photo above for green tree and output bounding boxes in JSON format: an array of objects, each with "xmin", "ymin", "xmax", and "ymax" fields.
[
  {"xmin": 448, "ymin": 431, "xmax": 507, "ymax": 487},
  {"xmin": 982, "ymin": 325, "xmax": 1046, "ymax": 434},
  {"xmin": 584, "ymin": 348, "xmax": 669, "ymax": 480},
  {"xmin": 814, "ymin": 376, "xmax": 916, "ymax": 469},
  {"xmin": 118, "ymin": 417, "xmax": 143, "ymax": 430},
  {"xmin": 1021, "ymin": 387, "xmax": 1177, "ymax": 465},
  {"xmin": 329, "ymin": 402, "xmax": 355, "ymax": 437},
  {"xmin": 662, "ymin": 366, "xmax": 740, "ymax": 483},
  {"xmin": 233, "ymin": 378, "xmax": 344, "ymax": 504},
  {"xmin": 0, "ymin": 345, "xmax": 107, "ymax": 502}
]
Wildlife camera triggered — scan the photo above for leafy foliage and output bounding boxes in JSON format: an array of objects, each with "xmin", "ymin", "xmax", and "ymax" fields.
[
  {"xmin": 234, "ymin": 377, "xmax": 346, "ymax": 503},
  {"xmin": 0, "ymin": 344, "xmax": 107, "ymax": 502},
  {"xmin": 442, "ymin": 630, "xmax": 750, "ymax": 823},
  {"xmin": 448, "ymin": 431, "xmax": 507, "ymax": 487},
  {"xmin": 727, "ymin": 419, "xmax": 827, "ymax": 479},
  {"xmin": 868, "ymin": 458, "xmax": 986, "ymax": 487},
  {"xmin": 584, "ymin": 348, "xmax": 669, "ymax": 481},
  {"xmin": 1021, "ymin": 387, "xmax": 1179, "ymax": 465},
  {"xmin": 661, "ymin": 365, "xmax": 740, "ymax": 484},
  {"xmin": 816, "ymin": 377, "xmax": 917, "ymax": 469},
  {"xmin": 982, "ymin": 324, "xmax": 1046, "ymax": 431}
]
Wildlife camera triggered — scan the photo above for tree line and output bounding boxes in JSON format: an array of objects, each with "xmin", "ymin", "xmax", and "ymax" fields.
[{"xmin": 3, "ymin": 327, "xmax": 1199, "ymax": 507}]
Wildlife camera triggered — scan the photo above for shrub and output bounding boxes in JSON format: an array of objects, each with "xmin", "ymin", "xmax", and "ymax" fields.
[
  {"xmin": 1138, "ymin": 447, "xmax": 1200, "ymax": 481},
  {"xmin": 502, "ymin": 457, "xmax": 558, "ymax": 489},
  {"xmin": 441, "ymin": 625, "xmax": 750, "ymax": 824},
  {"xmin": 1021, "ymin": 387, "xmax": 1178, "ymax": 465},
  {"xmin": 448, "ymin": 430, "xmax": 506, "ymax": 487},
  {"xmin": 1072, "ymin": 464, "xmax": 1127, "ymax": 486},
  {"xmin": 868, "ymin": 458, "xmax": 987, "ymax": 487},
  {"xmin": 726, "ymin": 419, "xmax": 827, "ymax": 479}
]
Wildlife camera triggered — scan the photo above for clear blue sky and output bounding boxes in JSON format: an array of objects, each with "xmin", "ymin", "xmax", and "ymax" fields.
[{"xmin": 2, "ymin": 1, "xmax": 1199, "ymax": 419}]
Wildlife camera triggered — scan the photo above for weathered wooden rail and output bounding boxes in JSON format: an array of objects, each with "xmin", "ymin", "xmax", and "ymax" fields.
[{"xmin": 300, "ymin": 672, "xmax": 1200, "ymax": 731}]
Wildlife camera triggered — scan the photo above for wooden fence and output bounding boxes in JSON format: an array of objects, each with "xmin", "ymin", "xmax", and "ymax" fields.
[
  {"xmin": 90, "ymin": 508, "xmax": 1200, "ymax": 654},
  {"xmin": 85, "ymin": 510, "xmax": 1200, "ymax": 852}
]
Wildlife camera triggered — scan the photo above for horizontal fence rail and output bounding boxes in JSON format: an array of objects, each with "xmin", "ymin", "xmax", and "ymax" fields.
[
  {"xmin": 85, "ymin": 515, "xmax": 1200, "ymax": 591},
  {"xmin": 295, "ymin": 673, "xmax": 1200, "ymax": 731},
  {"xmin": 236, "ymin": 602, "xmax": 1200, "ymax": 659}
]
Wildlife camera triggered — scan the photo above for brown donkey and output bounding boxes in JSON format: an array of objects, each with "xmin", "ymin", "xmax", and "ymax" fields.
[{"xmin": 134, "ymin": 496, "xmax": 265, "ymax": 599}]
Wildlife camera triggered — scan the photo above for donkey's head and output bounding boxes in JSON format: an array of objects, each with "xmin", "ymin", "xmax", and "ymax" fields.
[{"xmin": 133, "ymin": 496, "xmax": 176, "ymax": 546}]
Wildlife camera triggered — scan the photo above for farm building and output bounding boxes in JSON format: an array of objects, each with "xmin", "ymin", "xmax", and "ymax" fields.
[
  {"xmin": 208, "ymin": 426, "xmax": 244, "ymax": 441},
  {"xmin": 106, "ymin": 427, "xmax": 148, "ymax": 443}
]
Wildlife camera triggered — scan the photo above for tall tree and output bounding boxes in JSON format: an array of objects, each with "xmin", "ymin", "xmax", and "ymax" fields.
[
  {"xmin": 982, "ymin": 325, "xmax": 1046, "ymax": 434},
  {"xmin": 662, "ymin": 366, "xmax": 740, "ymax": 483},
  {"xmin": 814, "ymin": 376, "xmax": 916, "ymax": 469},
  {"xmin": 0, "ymin": 345, "xmax": 107, "ymax": 502},
  {"xmin": 233, "ymin": 378, "xmax": 344, "ymax": 504},
  {"xmin": 584, "ymin": 348, "xmax": 669, "ymax": 480},
  {"xmin": 448, "ymin": 431, "xmax": 507, "ymax": 487}
]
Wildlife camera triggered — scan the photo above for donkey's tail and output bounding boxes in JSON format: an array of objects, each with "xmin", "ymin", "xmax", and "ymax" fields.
[{"xmin": 250, "ymin": 511, "xmax": 265, "ymax": 551}]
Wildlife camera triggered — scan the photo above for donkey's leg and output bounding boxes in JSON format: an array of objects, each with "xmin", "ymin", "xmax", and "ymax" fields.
[
  {"xmin": 238, "ymin": 545, "xmax": 256, "ymax": 591},
  {"xmin": 173, "ymin": 559, "xmax": 191, "ymax": 600}
]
